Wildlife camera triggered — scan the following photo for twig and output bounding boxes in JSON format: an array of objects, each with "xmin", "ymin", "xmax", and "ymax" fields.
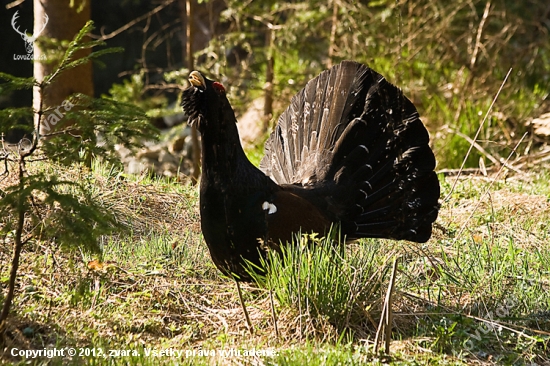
[
  {"xmin": 437, "ymin": 167, "xmax": 490, "ymax": 176},
  {"xmin": 40, "ymin": 127, "xmax": 80, "ymax": 138},
  {"xmin": 444, "ymin": 67, "xmax": 513, "ymax": 202},
  {"xmin": 470, "ymin": 2, "xmax": 492, "ymax": 69},
  {"xmin": 443, "ymin": 125, "xmax": 522, "ymax": 174},
  {"xmin": 453, "ymin": 132, "xmax": 528, "ymax": 241},
  {"xmin": 466, "ymin": 314, "xmax": 549, "ymax": 340},
  {"xmin": 93, "ymin": 0, "xmax": 176, "ymax": 41},
  {"xmin": 400, "ymin": 291, "xmax": 550, "ymax": 338}
]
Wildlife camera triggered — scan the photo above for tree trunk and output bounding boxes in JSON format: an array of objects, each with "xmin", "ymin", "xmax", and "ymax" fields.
[
  {"xmin": 179, "ymin": 0, "xmax": 201, "ymax": 184},
  {"xmin": 263, "ymin": 28, "xmax": 274, "ymax": 134},
  {"xmin": 327, "ymin": 0, "xmax": 338, "ymax": 68},
  {"xmin": 33, "ymin": 0, "xmax": 93, "ymax": 134}
]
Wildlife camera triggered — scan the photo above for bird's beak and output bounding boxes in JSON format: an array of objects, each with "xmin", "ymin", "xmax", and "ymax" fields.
[{"xmin": 189, "ymin": 71, "xmax": 206, "ymax": 90}]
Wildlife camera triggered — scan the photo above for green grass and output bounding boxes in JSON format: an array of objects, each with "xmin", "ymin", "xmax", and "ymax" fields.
[
  {"xmin": 1, "ymin": 160, "xmax": 549, "ymax": 365},
  {"xmin": 247, "ymin": 230, "xmax": 389, "ymax": 336}
]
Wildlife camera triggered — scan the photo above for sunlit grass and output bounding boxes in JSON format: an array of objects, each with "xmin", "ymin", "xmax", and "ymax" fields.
[{"xmin": 1, "ymin": 160, "xmax": 549, "ymax": 365}]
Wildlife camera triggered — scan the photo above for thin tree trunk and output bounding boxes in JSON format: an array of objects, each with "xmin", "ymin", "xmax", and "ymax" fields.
[
  {"xmin": 327, "ymin": 0, "xmax": 338, "ymax": 68},
  {"xmin": 263, "ymin": 28, "xmax": 274, "ymax": 133},
  {"xmin": 0, "ymin": 161, "xmax": 26, "ymax": 332},
  {"xmin": 181, "ymin": 0, "xmax": 201, "ymax": 184}
]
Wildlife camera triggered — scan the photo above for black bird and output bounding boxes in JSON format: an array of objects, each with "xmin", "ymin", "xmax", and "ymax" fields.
[{"xmin": 181, "ymin": 61, "xmax": 440, "ymax": 281}]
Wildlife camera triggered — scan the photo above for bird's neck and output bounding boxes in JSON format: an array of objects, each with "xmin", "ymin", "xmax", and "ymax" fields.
[{"xmin": 199, "ymin": 122, "xmax": 257, "ymax": 183}]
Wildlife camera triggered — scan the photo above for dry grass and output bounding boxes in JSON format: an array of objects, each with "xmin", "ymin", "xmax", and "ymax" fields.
[{"xmin": 439, "ymin": 173, "xmax": 550, "ymax": 249}]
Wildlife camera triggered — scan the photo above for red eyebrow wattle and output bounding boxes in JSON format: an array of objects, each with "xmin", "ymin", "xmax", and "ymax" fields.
[{"xmin": 212, "ymin": 82, "xmax": 225, "ymax": 93}]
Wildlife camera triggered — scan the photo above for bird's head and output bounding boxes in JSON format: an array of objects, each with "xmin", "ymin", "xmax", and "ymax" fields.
[{"xmin": 181, "ymin": 71, "xmax": 237, "ymax": 132}]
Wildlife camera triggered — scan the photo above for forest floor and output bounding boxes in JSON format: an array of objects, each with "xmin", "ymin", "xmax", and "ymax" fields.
[{"xmin": 0, "ymin": 159, "xmax": 549, "ymax": 365}]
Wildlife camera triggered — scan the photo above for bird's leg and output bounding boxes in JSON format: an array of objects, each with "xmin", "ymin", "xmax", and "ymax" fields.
[
  {"xmin": 235, "ymin": 279, "xmax": 254, "ymax": 335},
  {"xmin": 263, "ymin": 208, "xmax": 280, "ymax": 339},
  {"xmin": 269, "ymin": 283, "xmax": 280, "ymax": 339},
  {"xmin": 374, "ymin": 257, "xmax": 398, "ymax": 354}
]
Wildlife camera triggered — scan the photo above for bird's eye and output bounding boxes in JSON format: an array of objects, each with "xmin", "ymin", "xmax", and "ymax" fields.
[{"xmin": 212, "ymin": 82, "xmax": 226, "ymax": 94}]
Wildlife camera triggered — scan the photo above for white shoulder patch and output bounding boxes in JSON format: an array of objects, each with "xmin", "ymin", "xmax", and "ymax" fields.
[{"xmin": 262, "ymin": 201, "xmax": 277, "ymax": 215}]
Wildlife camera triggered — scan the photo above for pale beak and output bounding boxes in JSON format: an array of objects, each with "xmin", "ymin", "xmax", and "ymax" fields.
[{"xmin": 189, "ymin": 71, "xmax": 206, "ymax": 89}]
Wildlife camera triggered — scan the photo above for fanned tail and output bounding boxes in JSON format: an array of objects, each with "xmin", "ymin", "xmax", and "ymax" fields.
[{"xmin": 260, "ymin": 61, "xmax": 440, "ymax": 243}]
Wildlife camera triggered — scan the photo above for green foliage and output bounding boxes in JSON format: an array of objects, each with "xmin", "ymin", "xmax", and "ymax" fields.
[
  {"xmin": 0, "ymin": 76, "xmax": 34, "ymax": 138},
  {"xmin": 190, "ymin": 0, "xmax": 550, "ymax": 169},
  {"xmin": 0, "ymin": 171, "xmax": 117, "ymax": 254},
  {"xmin": 244, "ymin": 139, "xmax": 267, "ymax": 167},
  {"xmin": 395, "ymin": 174, "xmax": 550, "ymax": 360},
  {"xmin": 43, "ymin": 21, "xmax": 123, "ymax": 86},
  {"xmin": 0, "ymin": 107, "xmax": 34, "ymax": 134},
  {"xmin": 0, "ymin": 20, "xmax": 157, "ymax": 250},
  {"xmin": 0, "ymin": 21, "xmax": 156, "ymax": 326},
  {"xmin": 39, "ymin": 93, "xmax": 156, "ymax": 165},
  {"xmin": 0, "ymin": 73, "xmax": 35, "ymax": 93},
  {"xmin": 107, "ymin": 73, "xmax": 170, "ymax": 118}
]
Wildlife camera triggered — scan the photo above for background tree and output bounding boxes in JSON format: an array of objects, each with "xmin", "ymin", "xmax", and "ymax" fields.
[
  {"xmin": 33, "ymin": 0, "xmax": 93, "ymax": 134},
  {"xmin": 179, "ymin": 0, "xmax": 201, "ymax": 183}
]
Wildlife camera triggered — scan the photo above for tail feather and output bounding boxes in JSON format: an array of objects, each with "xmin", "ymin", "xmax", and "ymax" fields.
[{"xmin": 260, "ymin": 61, "xmax": 440, "ymax": 243}]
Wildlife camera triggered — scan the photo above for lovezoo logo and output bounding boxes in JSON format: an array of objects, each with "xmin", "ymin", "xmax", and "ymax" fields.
[{"xmin": 11, "ymin": 10, "xmax": 48, "ymax": 61}]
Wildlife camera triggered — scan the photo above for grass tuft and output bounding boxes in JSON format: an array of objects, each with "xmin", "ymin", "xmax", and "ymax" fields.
[{"xmin": 247, "ymin": 229, "xmax": 391, "ymax": 339}]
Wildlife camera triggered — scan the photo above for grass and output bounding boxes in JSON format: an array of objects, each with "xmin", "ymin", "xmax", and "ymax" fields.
[
  {"xmin": 247, "ymin": 231, "xmax": 389, "ymax": 339},
  {"xmin": 1, "ymin": 159, "xmax": 549, "ymax": 365}
]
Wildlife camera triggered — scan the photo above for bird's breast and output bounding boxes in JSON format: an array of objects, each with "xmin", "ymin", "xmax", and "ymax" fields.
[{"xmin": 199, "ymin": 182, "xmax": 275, "ymax": 276}]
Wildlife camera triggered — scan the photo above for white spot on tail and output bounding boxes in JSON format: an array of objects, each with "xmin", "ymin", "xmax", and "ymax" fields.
[{"xmin": 262, "ymin": 201, "xmax": 277, "ymax": 214}]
